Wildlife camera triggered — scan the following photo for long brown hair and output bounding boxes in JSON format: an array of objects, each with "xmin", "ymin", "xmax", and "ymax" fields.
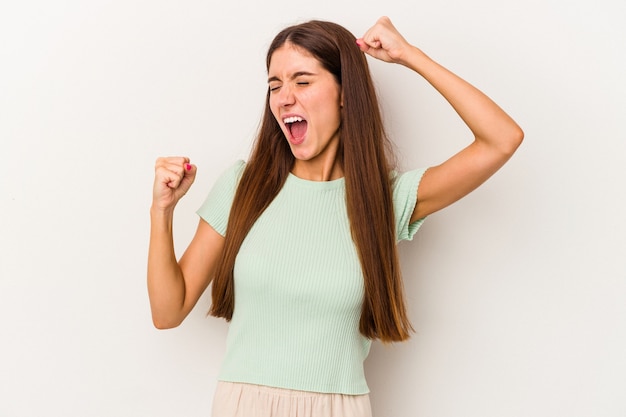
[{"xmin": 210, "ymin": 20, "xmax": 413, "ymax": 342}]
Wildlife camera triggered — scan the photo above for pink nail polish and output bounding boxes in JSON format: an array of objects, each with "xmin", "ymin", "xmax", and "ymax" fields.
[{"xmin": 185, "ymin": 163, "xmax": 192, "ymax": 171}]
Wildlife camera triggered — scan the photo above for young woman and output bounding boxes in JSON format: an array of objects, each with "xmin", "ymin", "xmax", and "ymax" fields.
[{"xmin": 148, "ymin": 16, "xmax": 523, "ymax": 417}]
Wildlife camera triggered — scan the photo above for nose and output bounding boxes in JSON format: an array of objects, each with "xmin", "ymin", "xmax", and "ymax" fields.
[{"xmin": 277, "ymin": 84, "xmax": 295, "ymax": 107}]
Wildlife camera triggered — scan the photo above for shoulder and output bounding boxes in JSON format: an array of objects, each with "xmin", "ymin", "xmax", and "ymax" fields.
[
  {"xmin": 390, "ymin": 168, "xmax": 429, "ymax": 241},
  {"xmin": 390, "ymin": 167, "xmax": 428, "ymax": 195},
  {"xmin": 196, "ymin": 160, "xmax": 247, "ymax": 235},
  {"xmin": 212, "ymin": 160, "xmax": 247, "ymax": 189},
  {"xmin": 225, "ymin": 159, "xmax": 247, "ymax": 179}
]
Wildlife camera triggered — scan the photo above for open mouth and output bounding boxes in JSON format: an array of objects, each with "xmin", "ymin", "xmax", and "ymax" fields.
[{"xmin": 283, "ymin": 116, "xmax": 308, "ymax": 143}]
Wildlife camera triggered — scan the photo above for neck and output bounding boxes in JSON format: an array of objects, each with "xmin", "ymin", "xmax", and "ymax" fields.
[
  {"xmin": 290, "ymin": 131, "xmax": 344, "ymax": 181},
  {"xmin": 291, "ymin": 157, "xmax": 343, "ymax": 181}
]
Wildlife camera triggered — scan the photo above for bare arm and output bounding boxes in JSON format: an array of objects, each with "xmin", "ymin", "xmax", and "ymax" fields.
[
  {"xmin": 358, "ymin": 17, "xmax": 524, "ymax": 221},
  {"xmin": 147, "ymin": 157, "xmax": 224, "ymax": 329}
]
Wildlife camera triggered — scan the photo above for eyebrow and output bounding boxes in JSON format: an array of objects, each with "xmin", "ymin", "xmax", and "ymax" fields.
[{"xmin": 267, "ymin": 71, "xmax": 317, "ymax": 83}]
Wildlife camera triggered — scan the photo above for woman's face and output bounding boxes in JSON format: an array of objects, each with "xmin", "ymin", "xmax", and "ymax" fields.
[{"xmin": 268, "ymin": 42, "xmax": 343, "ymax": 179}]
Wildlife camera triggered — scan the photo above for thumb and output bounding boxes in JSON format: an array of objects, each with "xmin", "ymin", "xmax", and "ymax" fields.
[
  {"xmin": 177, "ymin": 163, "xmax": 197, "ymax": 195},
  {"xmin": 356, "ymin": 38, "xmax": 373, "ymax": 53},
  {"xmin": 356, "ymin": 38, "xmax": 388, "ymax": 61}
]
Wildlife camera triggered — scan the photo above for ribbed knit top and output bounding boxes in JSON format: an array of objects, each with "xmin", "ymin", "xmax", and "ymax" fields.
[{"xmin": 197, "ymin": 160, "xmax": 426, "ymax": 395}]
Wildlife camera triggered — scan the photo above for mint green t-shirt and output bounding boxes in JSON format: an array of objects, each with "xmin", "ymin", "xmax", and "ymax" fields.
[{"xmin": 197, "ymin": 160, "xmax": 426, "ymax": 395}]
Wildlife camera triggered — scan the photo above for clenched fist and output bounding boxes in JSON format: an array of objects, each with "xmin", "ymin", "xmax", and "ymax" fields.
[
  {"xmin": 152, "ymin": 156, "xmax": 197, "ymax": 211},
  {"xmin": 356, "ymin": 16, "xmax": 414, "ymax": 65}
]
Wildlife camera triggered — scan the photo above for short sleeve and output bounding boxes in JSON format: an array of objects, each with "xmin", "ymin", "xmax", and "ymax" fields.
[
  {"xmin": 196, "ymin": 160, "xmax": 246, "ymax": 236},
  {"xmin": 393, "ymin": 168, "xmax": 428, "ymax": 242}
]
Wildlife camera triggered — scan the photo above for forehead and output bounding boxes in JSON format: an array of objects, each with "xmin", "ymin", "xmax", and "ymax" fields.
[{"xmin": 268, "ymin": 43, "xmax": 324, "ymax": 76}]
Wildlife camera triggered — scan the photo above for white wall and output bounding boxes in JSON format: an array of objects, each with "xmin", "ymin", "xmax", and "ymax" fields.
[{"xmin": 1, "ymin": 0, "xmax": 624, "ymax": 416}]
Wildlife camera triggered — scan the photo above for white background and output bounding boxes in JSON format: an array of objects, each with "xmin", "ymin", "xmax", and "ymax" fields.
[{"xmin": 1, "ymin": 0, "xmax": 625, "ymax": 416}]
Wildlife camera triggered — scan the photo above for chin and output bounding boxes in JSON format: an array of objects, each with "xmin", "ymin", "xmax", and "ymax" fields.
[
  {"xmin": 291, "ymin": 153, "xmax": 315, "ymax": 162},
  {"xmin": 288, "ymin": 145, "xmax": 313, "ymax": 161}
]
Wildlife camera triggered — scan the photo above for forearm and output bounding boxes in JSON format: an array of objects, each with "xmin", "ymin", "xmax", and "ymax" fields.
[
  {"xmin": 147, "ymin": 207, "xmax": 187, "ymax": 328},
  {"xmin": 402, "ymin": 46, "xmax": 523, "ymax": 153}
]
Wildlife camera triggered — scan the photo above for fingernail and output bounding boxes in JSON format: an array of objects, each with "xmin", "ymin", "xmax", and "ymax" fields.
[
  {"xmin": 185, "ymin": 163, "xmax": 192, "ymax": 171},
  {"xmin": 356, "ymin": 39, "xmax": 362, "ymax": 47}
]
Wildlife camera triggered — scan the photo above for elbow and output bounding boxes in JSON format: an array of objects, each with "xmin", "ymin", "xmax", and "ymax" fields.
[
  {"xmin": 151, "ymin": 314, "xmax": 183, "ymax": 330},
  {"xmin": 501, "ymin": 124, "xmax": 524, "ymax": 157},
  {"xmin": 512, "ymin": 125, "xmax": 524, "ymax": 149}
]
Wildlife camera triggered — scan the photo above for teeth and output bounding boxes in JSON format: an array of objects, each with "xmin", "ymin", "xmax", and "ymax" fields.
[{"xmin": 283, "ymin": 116, "xmax": 303, "ymax": 124}]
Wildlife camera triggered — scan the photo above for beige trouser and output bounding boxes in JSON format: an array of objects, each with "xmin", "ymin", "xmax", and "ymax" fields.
[{"xmin": 211, "ymin": 381, "xmax": 373, "ymax": 417}]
